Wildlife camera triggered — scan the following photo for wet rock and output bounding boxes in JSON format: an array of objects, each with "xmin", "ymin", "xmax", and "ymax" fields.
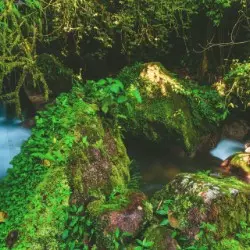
[
  {"xmin": 144, "ymin": 226, "xmax": 180, "ymax": 250},
  {"xmin": 21, "ymin": 118, "xmax": 35, "ymax": 128},
  {"xmin": 152, "ymin": 173, "xmax": 250, "ymax": 241},
  {"xmin": 101, "ymin": 193, "xmax": 149, "ymax": 235},
  {"xmin": 222, "ymin": 120, "xmax": 250, "ymax": 141},
  {"xmin": 196, "ymin": 132, "xmax": 220, "ymax": 152},
  {"xmin": 95, "ymin": 192, "xmax": 153, "ymax": 248}
]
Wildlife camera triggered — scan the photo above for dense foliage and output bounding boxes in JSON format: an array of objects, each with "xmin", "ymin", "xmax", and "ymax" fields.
[
  {"xmin": 0, "ymin": 0, "xmax": 249, "ymax": 115},
  {"xmin": 0, "ymin": 0, "xmax": 250, "ymax": 249}
]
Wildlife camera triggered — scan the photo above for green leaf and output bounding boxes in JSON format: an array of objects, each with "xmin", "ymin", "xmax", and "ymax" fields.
[
  {"xmin": 73, "ymin": 225, "xmax": 79, "ymax": 234},
  {"xmin": 86, "ymin": 219, "xmax": 92, "ymax": 226},
  {"xmin": 134, "ymin": 247, "xmax": 143, "ymax": 250},
  {"xmin": 156, "ymin": 209, "xmax": 168, "ymax": 215},
  {"xmin": 117, "ymin": 95, "xmax": 128, "ymax": 103},
  {"xmin": 143, "ymin": 240, "xmax": 154, "ymax": 247},
  {"xmin": 97, "ymin": 79, "xmax": 107, "ymax": 86},
  {"xmin": 101, "ymin": 103, "xmax": 109, "ymax": 113},
  {"xmin": 110, "ymin": 82, "xmax": 124, "ymax": 94},
  {"xmin": 70, "ymin": 216, "xmax": 79, "ymax": 227},
  {"xmin": 82, "ymin": 136, "xmax": 89, "ymax": 147},
  {"xmin": 77, "ymin": 205, "xmax": 84, "ymax": 214},
  {"xmin": 136, "ymin": 239, "xmax": 144, "ymax": 245},
  {"xmin": 160, "ymin": 218, "xmax": 169, "ymax": 226},
  {"xmin": 115, "ymin": 228, "xmax": 120, "ymax": 238},
  {"xmin": 131, "ymin": 89, "xmax": 142, "ymax": 103},
  {"xmin": 62, "ymin": 229, "xmax": 69, "ymax": 240}
]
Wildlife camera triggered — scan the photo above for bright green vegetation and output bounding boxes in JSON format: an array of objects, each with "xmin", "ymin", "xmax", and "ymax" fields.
[
  {"xmin": 0, "ymin": 0, "xmax": 250, "ymax": 249},
  {"xmin": 0, "ymin": 0, "xmax": 249, "ymax": 115},
  {"xmin": 118, "ymin": 63, "xmax": 226, "ymax": 151},
  {"xmin": 0, "ymin": 67, "xmax": 248, "ymax": 249}
]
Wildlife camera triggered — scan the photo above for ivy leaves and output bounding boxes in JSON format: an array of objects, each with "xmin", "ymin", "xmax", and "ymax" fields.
[{"xmin": 83, "ymin": 78, "xmax": 142, "ymax": 121}]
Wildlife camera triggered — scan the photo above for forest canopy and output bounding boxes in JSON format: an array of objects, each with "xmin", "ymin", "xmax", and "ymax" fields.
[{"xmin": 0, "ymin": 0, "xmax": 249, "ymax": 114}]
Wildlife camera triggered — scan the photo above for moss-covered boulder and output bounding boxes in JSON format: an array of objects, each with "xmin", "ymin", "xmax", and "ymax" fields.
[
  {"xmin": 0, "ymin": 85, "xmax": 131, "ymax": 249},
  {"xmin": 152, "ymin": 173, "xmax": 250, "ymax": 242},
  {"xmin": 118, "ymin": 63, "xmax": 224, "ymax": 152},
  {"xmin": 68, "ymin": 119, "xmax": 130, "ymax": 202}
]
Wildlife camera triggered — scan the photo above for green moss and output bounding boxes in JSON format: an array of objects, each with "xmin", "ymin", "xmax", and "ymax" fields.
[
  {"xmin": 151, "ymin": 173, "xmax": 250, "ymax": 248},
  {"xmin": 16, "ymin": 167, "xmax": 70, "ymax": 250},
  {"xmin": 117, "ymin": 63, "xmax": 224, "ymax": 151},
  {"xmin": 36, "ymin": 53, "xmax": 73, "ymax": 96},
  {"xmin": 214, "ymin": 239, "xmax": 245, "ymax": 250},
  {"xmin": 0, "ymin": 84, "xmax": 131, "ymax": 248},
  {"xmin": 144, "ymin": 225, "xmax": 180, "ymax": 250}
]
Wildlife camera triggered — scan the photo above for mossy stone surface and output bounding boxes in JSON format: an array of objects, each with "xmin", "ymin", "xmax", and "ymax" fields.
[
  {"xmin": 118, "ymin": 62, "xmax": 221, "ymax": 152},
  {"xmin": 144, "ymin": 225, "xmax": 180, "ymax": 250},
  {"xmin": 152, "ymin": 173, "xmax": 250, "ymax": 240}
]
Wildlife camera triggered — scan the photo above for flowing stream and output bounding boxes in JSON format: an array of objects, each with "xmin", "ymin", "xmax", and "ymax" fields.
[
  {"xmin": 210, "ymin": 139, "xmax": 244, "ymax": 160},
  {"xmin": 0, "ymin": 104, "xmax": 31, "ymax": 178},
  {"xmin": 125, "ymin": 136, "xmax": 245, "ymax": 196}
]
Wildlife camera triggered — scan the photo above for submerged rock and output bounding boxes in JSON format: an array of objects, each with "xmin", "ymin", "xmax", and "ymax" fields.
[{"xmin": 152, "ymin": 173, "xmax": 250, "ymax": 241}]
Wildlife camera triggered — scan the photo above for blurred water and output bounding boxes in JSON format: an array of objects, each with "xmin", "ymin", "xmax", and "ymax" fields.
[
  {"xmin": 210, "ymin": 139, "xmax": 244, "ymax": 160},
  {"xmin": 0, "ymin": 104, "xmax": 31, "ymax": 178}
]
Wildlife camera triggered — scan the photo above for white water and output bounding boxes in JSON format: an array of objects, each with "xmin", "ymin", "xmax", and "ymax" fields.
[
  {"xmin": 0, "ymin": 104, "xmax": 31, "ymax": 178},
  {"xmin": 210, "ymin": 139, "xmax": 244, "ymax": 160}
]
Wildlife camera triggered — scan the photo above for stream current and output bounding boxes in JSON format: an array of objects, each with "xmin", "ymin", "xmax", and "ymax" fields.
[{"xmin": 0, "ymin": 104, "xmax": 31, "ymax": 178}]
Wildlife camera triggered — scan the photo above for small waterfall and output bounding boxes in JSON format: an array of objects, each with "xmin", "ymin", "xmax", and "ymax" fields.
[
  {"xmin": 0, "ymin": 102, "xmax": 31, "ymax": 178},
  {"xmin": 210, "ymin": 139, "xmax": 244, "ymax": 160}
]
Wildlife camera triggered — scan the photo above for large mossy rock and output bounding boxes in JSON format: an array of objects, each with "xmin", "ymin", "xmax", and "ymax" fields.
[
  {"xmin": 68, "ymin": 120, "xmax": 130, "ymax": 202},
  {"xmin": 152, "ymin": 173, "xmax": 250, "ymax": 241},
  {"xmin": 0, "ymin": 86, "xmax": 130, "ymax": 249},
  {"xmin": 118, "ymin": 63, "xmax": 224, "ymax": 152}
]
